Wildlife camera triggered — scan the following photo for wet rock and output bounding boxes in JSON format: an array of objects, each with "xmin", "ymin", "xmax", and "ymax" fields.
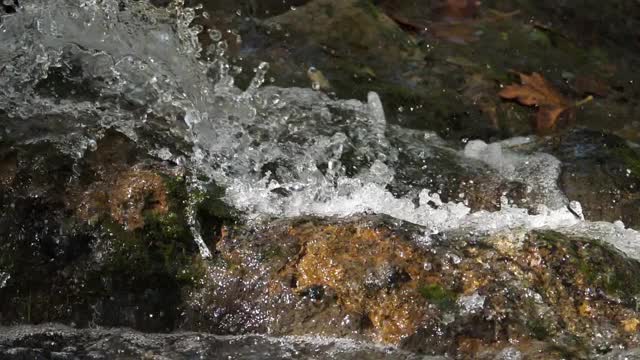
[
  {"xmin": 540, "ymin": 129, "xmax": 640, "ymax": 229},
  {"xmin": 0, "ymin": 150, "xmax": 17, "ymax": 189},
  {"xmin": 184, "ymin": 216, "xmax": 640, "ymax": 357},
  {"xmin": 0, "ymin": 131, "xmax": 229, "ymax": 332},
  {"xmin": 388, "ymin": 129, "xmax": 534, "ymax": 212},
  {"xmin": 245, "ymin": 0, "xmax": 313, "ymax": 18},
  {"xmin": 266, "ymin": 0, "xmax": 418, "ymax": 63},
  {"xmin": 0, "ymin": 324, "xmax": 431, "ymax": 360},
  {"xmin": 2, "ymin": 129, "xmax": 640, "ymax": 357},
  {"xmin": 76, "ymin": 169, "xmax": 170, "ymax": 230}
]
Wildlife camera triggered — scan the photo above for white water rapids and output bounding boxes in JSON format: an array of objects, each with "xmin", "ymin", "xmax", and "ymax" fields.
[{"xmin": 1, "ymin": 0, "xmax": 640, "ymax": 260}]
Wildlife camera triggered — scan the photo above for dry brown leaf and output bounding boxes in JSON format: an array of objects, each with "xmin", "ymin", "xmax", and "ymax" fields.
[{"xmin": 499, "ymin": 72, "xmax": 571, "ymax": 132}]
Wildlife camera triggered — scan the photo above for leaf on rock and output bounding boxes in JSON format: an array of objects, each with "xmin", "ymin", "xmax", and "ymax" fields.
[{"xmin": 498, "ymin": 72, "xmax": 571, "ymax": 132}]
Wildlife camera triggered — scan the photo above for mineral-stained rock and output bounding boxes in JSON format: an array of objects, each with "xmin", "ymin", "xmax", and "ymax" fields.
[
  {"xmin": 184, "ymin": 216, "xmax": 640, "ymax": 358},
  {"xmin": 3, "ymin": 132, "xmax": 640, "ymax": 358},
  {"xmin": 75, "ymin": 169, "xmax": 170, "ymax": 230},
  {"xmin": 68, "ymin": 131, "xmax": 177, "ymax": 230}
]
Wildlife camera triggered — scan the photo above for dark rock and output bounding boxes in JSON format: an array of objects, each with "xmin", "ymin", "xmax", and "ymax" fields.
[
  {"xmin": 0, "ymin": 131, "xmax": 230, "ymax": 332},
  {"xmin": 541, "ymin": 129, "xmax": 640, "ymax": 228},
  {"xmin": 0, "ymin": 324, "xmax": 430, "ymax": 360}
]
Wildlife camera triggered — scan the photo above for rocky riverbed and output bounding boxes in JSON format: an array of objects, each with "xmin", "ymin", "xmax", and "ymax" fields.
[{"xmin": 1, "ymin": 0, "xmax": 640, "ymax": 358}]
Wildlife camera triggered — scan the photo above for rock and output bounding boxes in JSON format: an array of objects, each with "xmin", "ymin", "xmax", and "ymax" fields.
[
  {"xmin": 0, "ymin": 324, "xmax": 431, "ymax": 360},
  {"xmin": 266, "ymin": 0, "xmax": 418, "ymax": 63},
  {"xmin": 0, "ymin": 149, "xmax": 17, "ymax": 189},
  {"xmin": 540, "ymin": 129, "xmax": 640, "ymax": 229},
  {"xmin": 0, "ymin": 130, "xmax": 230, "ymax": 332},
  {"xmin": 183, "ymin": 216, "xmax": 640, "ymax": 358},
  {"xmin": 245, "ymin": 0, "xmax": 313, "ymax": 18},
  {"xmin": 388, "ymin": 131, "xmax": 532, "ymax": 212},
  {"xmin": 3, "ymin": 128, "xmax": 640, "ymax": 357},
  {"xmin": 74, "ymin": 168, "xmax": 170, "ymax": 230}
]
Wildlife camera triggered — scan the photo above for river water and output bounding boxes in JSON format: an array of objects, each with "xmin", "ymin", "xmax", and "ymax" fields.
[{"xmin": 1, "ymin": 0, "xmax": 640, "ymax": 358}]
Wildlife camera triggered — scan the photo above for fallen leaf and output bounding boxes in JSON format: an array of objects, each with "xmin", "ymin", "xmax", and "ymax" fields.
[{"xmin": 499, "ymin": 72, "xmax": 571, "ymax": 132}]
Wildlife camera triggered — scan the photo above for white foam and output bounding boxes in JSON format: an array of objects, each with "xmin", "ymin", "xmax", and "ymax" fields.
[
  {"xmin": 463, "ymin": 138, "xmax": 567, "ymax": 209},
  {"xmin": 4, "ymin": 0, "xmax": 640, "ymax": 262}
]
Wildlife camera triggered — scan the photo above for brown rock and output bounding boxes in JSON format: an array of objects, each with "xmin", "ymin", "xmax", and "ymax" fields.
[{"xmin": 186, "ymin": 217, "xmax": 640, "ymax": 357}]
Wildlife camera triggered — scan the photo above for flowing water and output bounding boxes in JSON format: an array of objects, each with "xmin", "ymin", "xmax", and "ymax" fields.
[{"xmin": 2, "ymin": 0, "xmax": 640, "ymax": 357}]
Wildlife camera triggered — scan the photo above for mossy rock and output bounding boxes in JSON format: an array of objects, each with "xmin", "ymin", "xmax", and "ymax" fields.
[{"xmin": 0, "ymin": 135, "xmax": 234, "ymax": 332}]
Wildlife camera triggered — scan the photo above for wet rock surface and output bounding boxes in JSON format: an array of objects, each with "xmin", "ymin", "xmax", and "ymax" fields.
[
  {"xmin": 184, "ymin": 217, "xmax": 640, "ymax": 358},
  {"xmin": 1, "ymin": 127, "xmax": 638, "ymax": 357},
  {"xmin": 4, "ymin": 206, "xmax": 640, "ymax": 357},
  {"xmin": 0, "ymin": 131, "xmax": 226, "ymax": 332},
  {"xmin": 0, "ymin": 324, "xmax": 431, "ymax": 360},
  {"xmin": 219, "ymin": 0, "xmax": 640, "ymax": 142},
  {"xmin": 540, "ymin": 129, "xmax": 640, "ymax": 229},
  {"xmin": 3, "ymin": 0, "xmax": 640, "ymax": 358}
]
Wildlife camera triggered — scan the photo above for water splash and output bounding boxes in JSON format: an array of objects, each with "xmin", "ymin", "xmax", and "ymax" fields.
[{"xmin": 2, "ymin": 0, "xmax": 640, "ymax": 260}]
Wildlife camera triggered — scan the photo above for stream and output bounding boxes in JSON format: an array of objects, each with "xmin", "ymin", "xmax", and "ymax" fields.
[{"xmin": 2, "ymin": 0, "xmax": 640, "ymax": 358}]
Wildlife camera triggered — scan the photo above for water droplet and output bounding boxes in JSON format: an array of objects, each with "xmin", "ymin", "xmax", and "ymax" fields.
[{"xmin": 208, "ymin": 29, "xmax": 222, "ymax": 41}]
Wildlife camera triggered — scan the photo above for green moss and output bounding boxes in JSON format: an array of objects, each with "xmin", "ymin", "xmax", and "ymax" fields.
[
  {"xmin": 260, "ymin": 245, "xmax": 284, "ymax": 262},
  {"xmin": 176, "ymin": 255, "xmax": 208, "ymax": 285},
  {"xmin": 98, "ymin": 175, "xmax": 200, "ymax": 284},
  {"xmin": 527, "ymin": 318, "xmax": 551, "ymax": 340},
  {"xmin": 528, "ymin": 28, "xmax": 552, "ymax": 48},
  {"xmin": 419, "ymin": 283, "xmax": 457, "ymax": 310},
  {"xmin": 535, "ymin": 231, "xmax": 640, "ymax": 301},
  {"xmin": 613, "ymin": 146, "xmax": 640, "ymax": 178},
  {"xmin": 164, "ymin": 175, "xmax": 190, "ymax": 207}
]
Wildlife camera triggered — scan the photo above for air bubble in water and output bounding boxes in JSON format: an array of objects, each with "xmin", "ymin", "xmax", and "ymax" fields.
[{"xmin": 208, "ymin": 29, "xmax": 222, "ymax": 42}]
